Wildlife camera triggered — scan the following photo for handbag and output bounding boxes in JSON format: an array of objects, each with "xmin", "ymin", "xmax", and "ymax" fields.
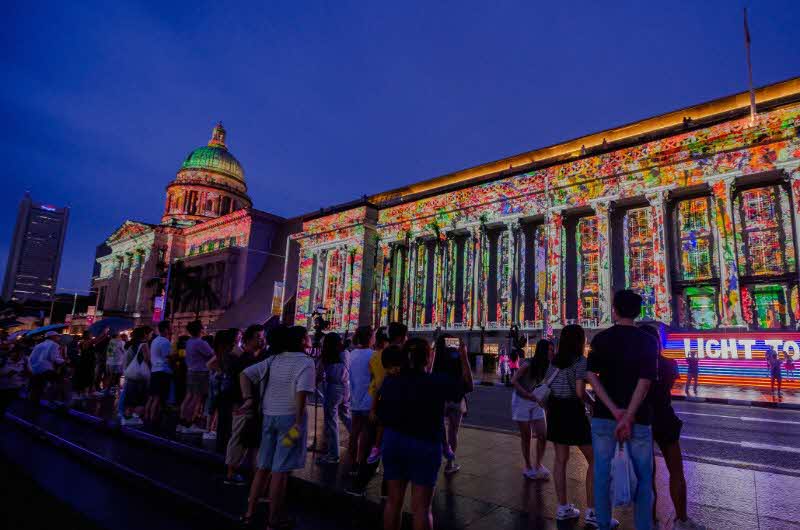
[
  {"xmin": 610, "ymin": 441, "xmax": 638, "ymax": 507},
  {"xmin": 531, "ymin": 367, "xmax": 560, "ymax": 406},
  {"xmin": 123, "ymin": 345, "xmax": 150, "ymax": 381},
  {"xmin": 241, "ymin": 357, "xmax": 273, "ymax": 449}
]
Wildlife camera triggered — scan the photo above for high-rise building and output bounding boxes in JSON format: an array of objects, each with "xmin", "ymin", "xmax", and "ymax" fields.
[{"xmin": 2, "ymin": 193, "xmax": 69, "ymax": 302}]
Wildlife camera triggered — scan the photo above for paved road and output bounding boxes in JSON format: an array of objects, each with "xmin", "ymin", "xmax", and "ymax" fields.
[{"xmin": 464, "ymin": 385, "xmax": 800, "ymax": 476}]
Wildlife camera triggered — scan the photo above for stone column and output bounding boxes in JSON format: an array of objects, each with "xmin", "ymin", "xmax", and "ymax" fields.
[
  {"xmin": 506, "ymin": 220, "xmax": 521, "ymax": 326},
  {"xmin": 113, "ymin": 257, "xmax": 125, "ymax": 310},
  {"xmin": 545, "ymin": 209, "xmax": 564, "ymax": 334},
  {"xmin": 465, "ymin": 227, "xmax": 479, "ymax": 328},
  {"xmin": 787, "ymin": 165, "xmax": 800, "ymax": 304},
  {"xmin": 377, "ymin": 242, "xmax": 391, "ymax": 327},
  {"xmin": 133, "ymin": 250, "xmax": 147, "ymax": 313},
  {"xmin": 710, "ymin": 176, "xmax": 745, "ymax": 327},
  {"xmin": 590, "ymin": 200, "xmax": 613, "ymax": 326},
  {"xmin": 646, "ymin": 190, "xmax": 673, "ymax": 324},
  {"xmin": 120, "ymin": 254, "xmax": 133, "ymax": 312}
]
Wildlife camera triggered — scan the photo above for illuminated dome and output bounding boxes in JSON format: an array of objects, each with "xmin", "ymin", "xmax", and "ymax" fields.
[
  {"xmin": 180, "ymin": 124, "xmax": 244, "ymax": 182},
  {"xmin": 162, "ymin": 122, "xmax": 252, "ymax": 226}
]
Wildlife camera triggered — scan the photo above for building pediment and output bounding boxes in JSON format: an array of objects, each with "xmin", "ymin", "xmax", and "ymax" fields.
[{"xmin": 106, "ymin": 220, "xmax": 156, "ymax": 245}]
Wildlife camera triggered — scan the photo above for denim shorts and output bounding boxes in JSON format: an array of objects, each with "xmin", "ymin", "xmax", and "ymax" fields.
[
  {"xmin": 382, "ymin": 428, "xmax": 442, "ymax": 487},
  {"xmin": 257, "ymin": 414, "xmax": 308, "ymax": 472}
]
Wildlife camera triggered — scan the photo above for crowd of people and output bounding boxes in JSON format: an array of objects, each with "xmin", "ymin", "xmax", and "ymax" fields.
[{"xmin": 0, "ymin": 289, "xmax": 709, "ymax": 529}]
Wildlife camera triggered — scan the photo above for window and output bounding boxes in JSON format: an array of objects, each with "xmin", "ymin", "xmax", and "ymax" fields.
[
  {"xmin": 623, "ymin": 207, "xmax": 655, "ymax": 318},
  {"xmin": 685, "ymin": 286, "xmax": 718, "ymax": 329},
  {"xmin": 676, "ymin": 198, "xmax": 714, "ymax": 281},
  {"xmin": 577, "ymin": 216, "xmax": 600, "ymax": 321}
]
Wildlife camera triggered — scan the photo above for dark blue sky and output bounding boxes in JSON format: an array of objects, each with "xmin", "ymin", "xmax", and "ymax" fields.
[{"xmin": 3, "ymin": 1, "xmax": 799, "ymax": 293}]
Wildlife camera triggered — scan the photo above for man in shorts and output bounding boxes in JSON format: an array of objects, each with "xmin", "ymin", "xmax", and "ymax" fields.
[
  {"xmin": 146, "ymin": 321, "xmax": 173, "ymax": 424},
  {"xmin": 179, "ymin": 320, "xmax": 214, "ymax": 434}
]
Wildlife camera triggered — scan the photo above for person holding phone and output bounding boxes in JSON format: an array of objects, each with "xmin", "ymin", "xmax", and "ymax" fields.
[{"xmin": 433, "ymin": 334, "xmax": 474, "ymax": 475}]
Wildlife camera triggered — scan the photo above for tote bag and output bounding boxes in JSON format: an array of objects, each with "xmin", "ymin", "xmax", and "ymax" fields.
[
  {"xmin": 531, "ymin": 367, "xmax": 560, "ymax": 406},
  {"xmin": 123, "ymin": 344, "xmax": 150, "ymax": 382}
]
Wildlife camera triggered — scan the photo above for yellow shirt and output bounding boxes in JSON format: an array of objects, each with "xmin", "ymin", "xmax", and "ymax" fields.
[{"xmin": 368, "ymin": 347, "xmax": 385, "ymax": 399}]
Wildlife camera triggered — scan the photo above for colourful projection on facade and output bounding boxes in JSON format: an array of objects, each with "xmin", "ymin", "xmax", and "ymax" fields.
[{"xmin": 289, "ymin": 95, "xmax": 800, "ymax": 338}]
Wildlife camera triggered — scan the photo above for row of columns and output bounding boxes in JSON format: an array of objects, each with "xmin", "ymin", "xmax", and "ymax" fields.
[
  {"xmin": 102, "ymin": 250, "xmax": 148, "ymax": 313},
  {"xmin": 304, "ymin": 243, "xmax": 355, "ymax": 331},
  {"xmin": 374, "ymin": 192, "xmax": 677, "ymax": 332}
]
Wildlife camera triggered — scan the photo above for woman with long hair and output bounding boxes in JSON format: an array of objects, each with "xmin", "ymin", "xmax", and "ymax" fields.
[
  {"xmin": 120, "ymin": 326, "xmax": 153, "ymax": 426},
  {"xmin": 317, "ymin": 332, "xmax": 352, "ymax": 465},
  {"xmin": 379, "ymin": 337, "xmax": 469, "ymax": 530},
  {"xmin": 543, "ymin": 324, "xmax": 614, "ymax": 527},
  {"xmin": 639, "ymin": 324, "xmax": 699, "ymax": 529},
  {"xmin": 511, "ymin": 338, "xmax": 552, "ymax": 480}
]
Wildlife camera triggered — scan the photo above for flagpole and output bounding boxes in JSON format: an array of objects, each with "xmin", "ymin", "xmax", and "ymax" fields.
[{"xmin": 744, "ymin": 8, "xmax": 757, "ymax": 124}]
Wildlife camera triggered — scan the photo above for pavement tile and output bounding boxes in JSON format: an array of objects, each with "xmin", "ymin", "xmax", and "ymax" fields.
[
  {"xmin": 684, "ymin": 503, "xmax": 759, "ymax": 530},
  {"xmin": 682, "ymin": 461, "xmax": 758, "ymax": 514},
  {"xmin": 755, "ymin": 471, "xmax": 800, "ymax": 524},
  {"xmin": 462, "ymin": 506, "xmax": 557, "ymax": 530}
]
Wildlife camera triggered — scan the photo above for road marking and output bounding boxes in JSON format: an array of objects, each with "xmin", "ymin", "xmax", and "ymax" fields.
[
  {"xmin": 678, "ymin": 410, "xmax": 800, "ymax": 426},
  {"xmin": 682, "ymin": 435, "xmax": 800, "ymax": 454}
]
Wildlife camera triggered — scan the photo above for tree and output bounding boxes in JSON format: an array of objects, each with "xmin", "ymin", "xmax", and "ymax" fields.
[{"xmin": 180, "ymin": 266, "xmax": 220, "ymax": 319}]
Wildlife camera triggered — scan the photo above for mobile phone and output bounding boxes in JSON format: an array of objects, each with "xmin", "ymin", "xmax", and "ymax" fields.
[{"xmin": 444, "ymin": 337, "xmax": 460, "ymax": 349}]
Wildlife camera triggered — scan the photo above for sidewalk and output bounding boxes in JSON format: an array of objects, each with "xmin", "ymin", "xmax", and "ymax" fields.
[
  {"xmin": 473, "ymin": 370, "xmax": 800, "ymax": 409},
  {"xmin": 48, "ymin": 396, "xmax": 800, "ymax": 529}
]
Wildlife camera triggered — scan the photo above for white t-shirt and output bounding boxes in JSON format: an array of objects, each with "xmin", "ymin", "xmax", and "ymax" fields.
[
  {"xmin": 106, "ymin": 338, "xmax": 127, "ymax": 368},
  {"xmin": 29, "ymin": 340, "xmax": 64, "ymax": 375},
  {"xmin": 150, "ymin": 335, "xmax": 172, "ymax": 374},
  {"xmin": 243, "ymin": 352, "xmax": 315, "ymax": 416},
  {"xmin": 349, "ymin": 348, "xmax": 373, "ymax": 412}
]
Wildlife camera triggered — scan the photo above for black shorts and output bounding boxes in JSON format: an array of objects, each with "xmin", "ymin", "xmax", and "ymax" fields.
[
  {"xmin": 546, "ymin": 396, "xmax": 591, "ymax": 446},
  {"xmin": 148, "ymin": 372, "xmax": 172, "ymax": 401}
]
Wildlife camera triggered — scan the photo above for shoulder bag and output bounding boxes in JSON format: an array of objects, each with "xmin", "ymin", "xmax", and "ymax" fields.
[{"xmin": 531, "ymin": 367, "xmax": 560, "ymax": 406}]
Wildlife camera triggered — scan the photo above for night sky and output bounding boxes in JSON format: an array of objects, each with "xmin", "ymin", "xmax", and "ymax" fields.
[{"xmin": 3, "ymin": 1, "xmax": 799, "ymax": 294}]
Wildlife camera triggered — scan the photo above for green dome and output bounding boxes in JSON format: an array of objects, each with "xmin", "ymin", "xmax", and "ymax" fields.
[
  {"xmin": 180, "ymin": 145, "xmax": 244, "ymax": 181},
  {"xmin": 179, "ymin": 122, "xmax": 244, "ymax": 182}
]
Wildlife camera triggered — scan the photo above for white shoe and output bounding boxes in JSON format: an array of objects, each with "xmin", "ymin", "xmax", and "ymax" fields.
[
  {"xmin": 674, "ymin": 517, "xmax": 705, "ymax": 530},
  {"xmin": 176, "ymin": 425, "xmax": 188, "ymax": 433},
  {"xmin": 444, "ymin": 460, "xmax": 461, "ymax": 475},
  {"xmin": 556, "ymin": 504, "xmax": 580, "ymax": 520},
  {"xmin": 184, "ymin": 425, "xmax": 207, "ymax": 435},
  {"xmin": 522, "ymin": 468, "xmax": 538, "ymax": 479},
  {"xmin": 202, "ymin": 431, "xmax": 217, "ymax": 440},
  {"xmin": 534, "ymin": 465, "xmax": 550, "ymax": 480}
]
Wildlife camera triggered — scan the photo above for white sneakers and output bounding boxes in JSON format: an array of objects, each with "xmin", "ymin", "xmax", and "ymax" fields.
[
  {"xmin": 556, "ymin": 504, "xmax": 580, "ymax": 520},
  {"xmin": 444, "ymin": 460, "xmax": 461, "ymax": 475},
  {"xmin": 522, "ymin": 465, "xmax": 550, "ymax": 480},
  {"xmin": 201, "ymin": 431, "xmax": 217, "ymax": 440}
]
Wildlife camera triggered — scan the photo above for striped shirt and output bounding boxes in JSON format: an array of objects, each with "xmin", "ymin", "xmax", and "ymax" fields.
[
  {"xmin": 243, "ymin": 351, "xmax": 316, "ymax": 416},
  {"xmin": 544, "ymin": 357, "xmax": 587, "ymax": 399}
]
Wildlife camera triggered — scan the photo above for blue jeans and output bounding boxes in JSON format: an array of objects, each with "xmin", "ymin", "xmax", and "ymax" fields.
[
  {"xmin": 323, "ymin": 383, "xmax": 352, "ymax": 459},
  {"xmin": 591, "ymin": 418, "xmax": 654, "ymax": 530}
]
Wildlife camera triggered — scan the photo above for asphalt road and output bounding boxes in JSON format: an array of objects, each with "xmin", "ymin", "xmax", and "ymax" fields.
[{"xmin": 463, "ymin": 384, "xmax": 800, "ymax": 476}]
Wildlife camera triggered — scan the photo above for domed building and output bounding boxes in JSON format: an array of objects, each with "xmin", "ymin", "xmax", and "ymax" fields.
[
  {"xmin": 163, "ymin": 123, "xmax": 252, "ymax": 226},
  {"xmin": 89, "ymin": 123, "xmax": 292, "ymax": 334}
]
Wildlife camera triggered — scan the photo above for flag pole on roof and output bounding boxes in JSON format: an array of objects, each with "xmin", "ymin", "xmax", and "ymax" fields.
[{"xmin": 744, "ymin": 7, "xmax": 757, "ymax": 124}]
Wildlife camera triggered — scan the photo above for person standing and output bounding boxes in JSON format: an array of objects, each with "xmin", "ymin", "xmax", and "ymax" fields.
[
  {"xmin": 586, "ymin": 290, "xmax": 658, "ymax": 530},
  {"xmin": 365, "ymin": 325, "xmax": 390, "ymax": 464},
  {"xmin": 433, "ymin": 334, "xmax": 474, "ymax": 475},
  {"xmin": 28, "ymin": 332, "xmax": 65, "ymax": 403},
  {"xmin": 685, "ymin": 351, "xmax": 699, "ymax": 396},
  {"xmin": 179, "ymin": 320, "xmax": 214, "ymax": 434},
  {"xmin": 379, "ymin": 338, "xmax": 467, "ymax": 530},
  {"xmin": 316, "ymin": 332, "xmax": 352, "ymax": 465},
  {"xmin": 768, "ymin": 347, "xmax": 783, "ymax": 398},
  {"xmin": 511, "ymin": 339, "xmax": 551, "ymax": 480},
  {"xmin": 0, "ymin": 345, "xmax": 30, "ymax": 416},
  {"xmin": 240, "ymin": 326, "xmax": 315, "ymax": 530},
  {"xmin": 223, "ymin": 324, "xmax": 264, "ymax": 485},
  {"xmin": 104, "ymin": 331, "xmax": 127, "ymax": 396},
  {"xmin": 347, "ymin": 326, "xmax": 375, "ymax": 475},
  {"xmin": 498, "ymin": 346, "xmax": 510, "ymax": 385},
  {"xmin": 145, "ymin": 321, "xmax": 173, "ymax": 424},
  {"xmin": 544, "ymin": 325, "xmax": 609, "ymax": 526},
  {"xmin": 121, "ymin": 326, "xmax": 153, "ymax": 426},
  {"xmin": 639, "ymin": 325, "xmax": 701, "ymax": 530}
]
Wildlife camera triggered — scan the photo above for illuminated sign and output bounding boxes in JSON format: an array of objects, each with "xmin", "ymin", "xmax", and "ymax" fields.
[{"xmin": 664, "ymin": 331, "xmax": 800, "ymax": 390}]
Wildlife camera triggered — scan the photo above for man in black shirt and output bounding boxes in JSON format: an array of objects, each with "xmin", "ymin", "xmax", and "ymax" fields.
[{"xmin": 586, "ymin": 290, "xmax": 658, "ymax": 530}]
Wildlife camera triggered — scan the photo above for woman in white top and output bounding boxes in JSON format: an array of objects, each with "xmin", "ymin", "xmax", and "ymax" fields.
[{"xmin": 511, "ymin": 339, "xmax": 552, "ymax": 480}]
